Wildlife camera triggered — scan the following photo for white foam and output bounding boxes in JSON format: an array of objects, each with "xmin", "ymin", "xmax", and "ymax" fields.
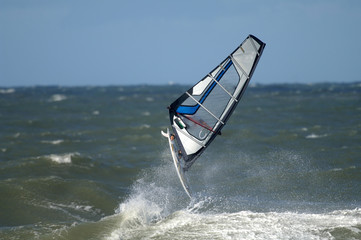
[
  {"xmin": 41, "ymin": 139, "xmax": 64, "ymax": 145},
  {"xmin": 139, "ymin": 124, "xmax": 150, "ymax": 129},
  {"xmin": 13, "ymin": 132, "xmax": 21, "ymax": 138},
  {"xmin": 49, "ymin": 94, "xmax": 67, "ymax": 102},
  {"xmin": 56, "ymin": 202, "xmax": 94, "ymax": 213},
  {"xmin": 306, "ymin": 133, "xmax": 328, "ymax": 139},
  {"xmin": 104, "ymin": 208, "xmax": 361, "ymax": 240},
  {"xmin": 44, "ymin": 202, "xmax": 90, "ymax": 222},
  {"xmin": 46, "ymin": 153, "xmax": 77, "ymax": 164},
  {"xmin": 0, "ymin": 88, "xmax": 15, "ymax": 94},
  {"xmin": 331, "ymin": 168, "xmax": 343, "ymax": 172}
]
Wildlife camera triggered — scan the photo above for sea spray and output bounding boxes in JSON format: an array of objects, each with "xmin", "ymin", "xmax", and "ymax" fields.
[{"xmin": 116, "ymin": 192, "xmax": 163, "ymax": 228}]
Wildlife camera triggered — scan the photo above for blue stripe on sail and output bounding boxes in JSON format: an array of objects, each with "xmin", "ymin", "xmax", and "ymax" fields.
[
  {"xmin": 177, "ymin": 105, "xmax": 199, "ymax": 115},
  {"xmin": 177, "ymin": 60, "xmax": 233, "ymax": 115}
]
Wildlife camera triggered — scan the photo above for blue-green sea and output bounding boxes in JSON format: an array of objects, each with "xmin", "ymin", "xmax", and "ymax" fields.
[{"xmin": 0, "ymin": 83, "xmax": 360, "ymax": 239}]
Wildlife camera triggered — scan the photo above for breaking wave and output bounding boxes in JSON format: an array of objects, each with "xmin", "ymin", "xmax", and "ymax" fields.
[
  {"xmin": 43, "ymin": 153, "xmax": 78, "ymax": 164},
  {"xmin": 49, "ymin": 94, "xmax": 67, "ymax": 102}
]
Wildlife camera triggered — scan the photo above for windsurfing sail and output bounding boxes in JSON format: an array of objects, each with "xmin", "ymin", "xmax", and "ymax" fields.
[{"xmin": 168, "ymin": 35, "xmax": 265, "ymax": 171}]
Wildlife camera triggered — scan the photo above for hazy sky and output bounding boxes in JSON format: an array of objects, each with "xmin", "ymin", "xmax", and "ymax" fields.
[{"xmin": 1, "ymin": 0, "xmax": 360, "ymax": 86}]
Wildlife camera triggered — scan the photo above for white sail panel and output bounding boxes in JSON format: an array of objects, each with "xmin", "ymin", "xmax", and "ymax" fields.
[
  {"xmin": 192, "ymin": 76, "xmax": 213, "ymax": 95},
  {"xmin": 232, "ymin": 37, "xmax": 262, "ymax": 80},
  {"xmin": 173, "ymin": 121, "xmax": 204, "ymax": 155}
]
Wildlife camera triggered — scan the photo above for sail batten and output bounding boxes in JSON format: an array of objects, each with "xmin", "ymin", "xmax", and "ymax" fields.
[
  {"xmin": 168, "ymin": 35, "xmax": 265, "ymax": 170},
  {"xmin": 249, "ymin": 37, "xmax": 259, "ymax": 55},
  {"xmin": 208, "ymin": 73, "xmax": 238, "ymax": 102},
  {"xmin": 185, "ymin": 92, "xmax": 225, "ymax": 124}
]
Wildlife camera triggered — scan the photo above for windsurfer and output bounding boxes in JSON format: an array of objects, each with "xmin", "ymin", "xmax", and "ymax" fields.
[
  {"xmin": 170, "ymin": 134, "xmax": 183, "ymax": 159},
  {"xmin": 177, "ymin": 150, "xmax": 183, "ymax": 159}
]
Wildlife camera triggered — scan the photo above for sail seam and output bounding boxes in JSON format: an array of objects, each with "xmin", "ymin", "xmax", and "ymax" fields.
[
  {"xmin": 185, "ymin": 92, "xmax": 224, "ymax": 125},
  {"xmin": 230, "ymin": 55, "xmax": 249, "ymax": 79},
  {"xmin": 249, "ymin": 37, "xmax": 259, "ymax": 56}
]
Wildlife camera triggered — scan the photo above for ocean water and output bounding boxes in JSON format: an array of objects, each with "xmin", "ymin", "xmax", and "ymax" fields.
[{"xmin": 0, "ymin": 83, "xmax": 360, "ymax": 240}]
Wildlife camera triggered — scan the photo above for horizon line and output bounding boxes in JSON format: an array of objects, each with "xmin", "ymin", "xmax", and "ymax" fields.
[{"xmin": 1, "ymin": 80, "xmax": 361, "ymax": 89}]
